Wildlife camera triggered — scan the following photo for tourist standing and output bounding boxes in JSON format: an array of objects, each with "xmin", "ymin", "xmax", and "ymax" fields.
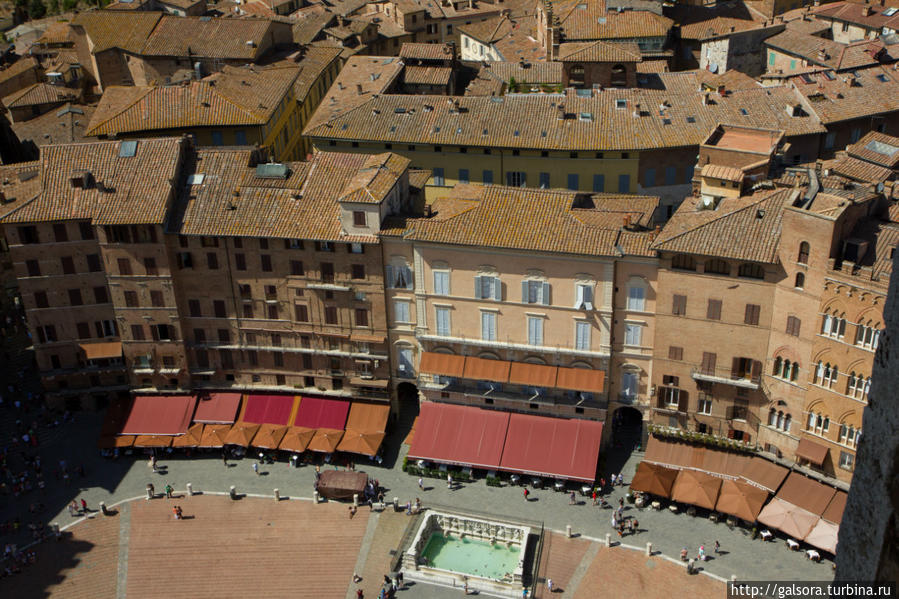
[
  {"xmin": 80, "ymin": 498, "xmax": 87, "ymax": 512},
  {"xmin": 447, "ymin": 473, "xmax": 453, "ymax": 489},
  {"xmin": 418, "ymin": 477, "xmax": 424, "ymax": 491},
  {"xmin": 569, "ymin": 491, "xmax": 576, "ymax": 505},
  {"xmin": 546, "ymin": 578, "xmax": 554, "ymax": 592},
  {"xmin": 714, "ymin": 540, "xmax": 720, "ymax": 554},
  {"xmin": 253, "ymin": 462, "xmax": 259, "ymax": 475},
  {"xmin": 592, "ymin": 490, "xmax": 597, "ymax": 506},
  {"xmin": 523, "ymin": 488, "xmax": 529, "ymax": 501}
]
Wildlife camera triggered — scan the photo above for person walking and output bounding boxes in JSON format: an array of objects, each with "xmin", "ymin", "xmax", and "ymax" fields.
[
  {"xmin": 397, "ymin": 571, "xmax": 403, "ymax": 589},
  {"xmin": 592, "ymin": 490, "xmax": 597, "ymax": 506},
  {"xmin": 569, "ymin": 491, "xmax": 576, "ymax": 505},
  {"xmin": 164, "ymin": 484, "xmax": 173, "ymax": 499},
  {"xmin": 714, "ymin": 540, "xmax": 720, "ymax": 554},
  {"xmin": 523, "ymin": 488, "xmax": 530, "ymax": 501},
  {"xmin": 418, "ymin": 477, "xmax": 424, "ymax": 491},
  {"xmin": 356, "ymin": 590, "xmax": 364, "ymax": 599},
  {"xmin": 546, "ymin": 578, "xmax": 554, "ymax": 593},
  {"xmin": 80, "ymin": 498, "xmax": 87, "ymax": 512},
  {"xmin": 253, "ymin": 462, "xmax": 259, "ymax": 475},
  {"xmin": 222, "ymin": 452, "xmax": 228, "ymax": 467},
  {"xmin": 447, "ymin": 473, "xmax": 453, "ymax": 489}
]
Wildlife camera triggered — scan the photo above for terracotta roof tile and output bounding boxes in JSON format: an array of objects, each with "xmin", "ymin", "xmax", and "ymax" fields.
[
  {"xmin": 845, "ymin": 131, "xmax": 899, "ymax": 169},
  {"xmin": 651, "ymin": 189, "xmax": 793, "ymax": 263},
  {"xmin": 790, "ymin": 66, "xmax": 899, "ymax": 124},
  {"xmin": 700, "ymin": 163, "xmax": 745, "ymax": 182},
  {"xmin": 72, "ymin": 11, "xmax": 163, "ymax": 54},
  {"xmin": 399, "ymin": 43, "xmax": 454, "ymax": 61},
  {"xmin": 557, "ymin": 39, "xmax": 642, "ymax": 62},
  {"xmin": 292, "ymin": 5, "xmax": 335, "ymax": 44},
  {"xmin": 403, "ymin": 65, "xmax": 452, "ymax": 87},
  {"xmin": 291, "ymin": 46, "xmax": 343, "ymax": 102},
  {"xmin": 824, "ymin": 155, "xmax": 893, "ymax": 183},
  {"xmin": 3, "ymin": 83, "xmax": 79, "ymax": 109},
  {"xmin": 551, "ymin": 0, "xmax": 672, "ymax": 41},
  {"xmin": 680, "ymin": 17, "xmax": 761, "ymax": 41},
  {"xmin": 141, "ymin": 15, "xmax": 278, "ymax": 59},
  {"xmin": 1, "ymin": 137, "xmax": 185, "ymax": 225},
  {"xmin": 813, "ymin": 0, "xmax": 899, "ymax": 31},
  {"xmin": 0, "ymin": 161, "xmax": 41, "ymax": 221},
  {"xmin": 10, "ymin": 103, "xmax": 95, "ymax": 147},
  {"xmin": 0, "ymin": 57, "xmax": 39, "ymax": 85},
  {"xmin": 765, "ymin": 31, "xmax": 882, "ymax": 71}
]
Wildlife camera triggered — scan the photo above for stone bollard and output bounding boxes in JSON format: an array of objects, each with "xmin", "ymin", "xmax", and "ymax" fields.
[
  {"xmin": 146, "ymin": 484, "xmax": 154, "ymax": 500},
  {"xmin": 186, "ymin": 483, "xmax": 193, "ymax": 497},
  {"xmin": 731, "ymin": 575, "xmax": 737, "ymax": 583},
  {"xmin": 353, "ymin": 494, "xmax": 359, "ymax": 507},
  {"xmin": 274, "ymin": 489, "xmax": 280, "ymax": 501},
  {"xmin": 393, "ymin": 497, "xmax": 399, "ymax": 512},
  {"xmin": 100, "ymin": 502, "xmax": 108, "ymax": 516},
  {"xmin": 230, "ymin": 485, "xmax": 237, "ymax": 500},
  {"xmin": 645, "ymin": 542, "xmax": 652, "ymax": 556},
  {"xmin": 313, "ymin": 491, "xmax": 320, "ymax": 504},
  {"xmin": 605, "ymin": 533, "xmax": 612, "ymax": 547},
  {"xmin": 566, "ymin": 525, "xmax": 572, "ymax": 538}
]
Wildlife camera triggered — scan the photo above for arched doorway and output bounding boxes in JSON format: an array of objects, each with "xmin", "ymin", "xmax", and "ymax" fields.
[{"xmin": 612, "ymin": 406, "xmax": 643, "ymax": 450}]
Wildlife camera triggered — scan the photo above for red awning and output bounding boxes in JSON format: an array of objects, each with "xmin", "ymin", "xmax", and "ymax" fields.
[
  {"xmin": 193, "ymin": 393, "xmax": 242, "ymax": 424},
  {"xmin": 294, "ymin": 396, "xmax": 350, "ymax": 430},
  {"xmin": 498, "ymin": 413, "xmax": 603, "ymax": 482},
  {"xmin": 243, "ymin": 395, "xmax": 296, "ymax": 426},
  {"xmin": 407, "ymin": 402, "xmax": 509, "ymax": 469},
  {"xmin": 120, "ymin": 395, "xmax": 197, "ymax": 436}
]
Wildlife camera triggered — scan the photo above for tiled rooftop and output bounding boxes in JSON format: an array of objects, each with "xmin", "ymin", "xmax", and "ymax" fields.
[
  {"xmin": 549, "ymin": 0, "xmax": 673, "ymax": 41},
  {"xmin": 765, "ymin": 31, "xmax": 883, "ymax": 71},
  {"xmin": 557, "ymin": 39, "xmax": 642, "ymax": 62},
  {"xmin": 813, "ymin": 0, "xmax": 899, "ymax": 30},
  {"xmin": 399, "ymin": 42, "xmax": 455, "ymax": 61},
  {"xmin": 403, "ymin": 65, "xmax": 452, "ymax": 87},
  {"xmin": 680, "ymin": 17, "xmax": 762, "ymax": 41},
  {"xmin": 789, "ymin": 66, "xmax": 899, "ymax": 124},
  {"xmin": 2, "ymin": 83, "xmax": 79, "ymax": 109},
  {"xmin": 845, "ymin": 131, "xmax": 899, "ymax": 169}
]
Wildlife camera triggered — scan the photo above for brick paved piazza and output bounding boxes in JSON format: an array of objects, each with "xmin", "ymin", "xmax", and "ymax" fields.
[{"xmin": 1, "ymin": 412, "xmax": 835, "ymax": 598}]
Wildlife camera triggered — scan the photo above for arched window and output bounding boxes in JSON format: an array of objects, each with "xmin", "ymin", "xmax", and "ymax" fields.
[
  {"xmin": 829, "ymin": 365, "xmax": 839, "ymax": 388},
  {"xmin": 776, "ymin": 411, "xmax": 784, "ymax": 429},
  {"xmin": 569, "ymin": 64, "xmax": 585, "ymax": 87},
  {"xmin": 784, "ymin": 414, "xmax": 792, "ymax": 432},
  {"xmin": 611, "ymin": 63, "xmax": 627, "ymax": 87},
  {"xmin": 790, "ymin": 362, "xmax": 799, "ymax": 381},
  {"xmin": 815, "ymin": 361, "xmax": 824, "ymax": 384},
  {"xmin": 671, "ymin": 254, "xmax": 696, "ymax": 271},
  {"xmin": 768, "ymin": 408, "xmax": 777, "ymax": 426},
  {"xmin": 705, "ymin": 259, "xmax": 730, "ymax": 275},
  {"xmin": 738, "ymin": 263, "xmax": 765, "ymax": 279},
  {"xmin": 772, "ymin": 356, "xmax": 783, "ymax": 376},
  {"xmin": 795, "ymin": 272, "xmax": 805, "ymax": 289},
  {"xmin": 798, "ymin": 241, "xmax": 810, "ymax": 264}
]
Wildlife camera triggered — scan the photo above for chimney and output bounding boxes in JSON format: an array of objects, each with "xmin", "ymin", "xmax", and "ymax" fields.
[
  {"xmin": 623, "ymin": 215, "xmax": 631, "ymax": 229},
  {"xmin": 717, "ymin": 84, "xmax": 726, "ymax": 96},
  {"xmin": 702, "ymin": 92, "xmax": 710, "ymax": 105},
  {"xmin": 633, "ymin": 102, "xmax": 641, "ymax": 117},
  {"xmin": 817, "ymin": 48, "xmax": 827, "ymax": 61},
  {"xmin": 356, "ymin": 83, "xmax": 363, "ymax": 95},
  {"xmin": 423, "ymin": 203, "xmax": 433, "ymax": 217},
  {"xmin": 862, "ymin": 5, "xmax": 872, "ymax": 16},
  {"xmin": 557, "ymin": 103, "xmax": 565, "ymax": 119}
]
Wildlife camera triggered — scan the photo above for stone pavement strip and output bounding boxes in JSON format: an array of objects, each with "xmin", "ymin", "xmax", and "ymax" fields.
[
  {"xmin": 533, "ymin": 533, "xmax": 591, "ymax": 598},
  {"xmin": 115, "ymin": 501, "xmax": 131, "ymax": 599},
  {"xmin": 563, "ymin": 540, "xmax": 601, "ymax": 597}
]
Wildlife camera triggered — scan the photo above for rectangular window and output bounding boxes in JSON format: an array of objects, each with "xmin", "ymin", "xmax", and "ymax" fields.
[
  {"xmin": 506, "ymin": 171, "xmax": 526, "ymax": 187},
  {"xmin": 194, "ymin": 328, "xmax": 206, "ymax": 343},
  {"xmin": 481, "ymin": 311, "xmax": 497, "ymax": 341},
  {"xmin": 433, "ymin": 271, "xmax": 450, "ymax": 296},
  {"xmin": 786, "ymin": 315, "xmax": 801, "ymax": 336},
  {"xmin": 93, "ymin": 286, "xmax": 108, "ymax": 304},
  {"xmin": 267, "ymin": 304, "xmax": 279, "ymax": 319},
  {"xmin": 744, "ymin": 304, "xmax": 760, "ymax": 326},
  {"xmin": 435, "ymin": 307, "xmax": 451, "ymax": 335},
  {"xmin": 664, "ymin": 166, "xmax": 677, "ymax": 186},
  {"xmin": 151, "ymin": 324, "xmax": 173, "ymax": 341},
  {"xmin": 211, "ymin": 130, "xmax": 224, "ymax": 146},
  {"xmin": 218, "ymin": 329, "xmax": 230, "ymax": 344},
  {"xmin": 668, "ymin": 346, "xmax": 683, "ymax": 360},
  {"xmin": 672, "ymin": 294, "xmax": 687, "ymax": 316},
  {"xmin": 592, "ymin": 174, "xmax": 605, "ymax": 192},
  {"xmin": 627, "ymin": 284, "xmax": 645, "ymax": 311},
  {"xmin": 117, "ymin": 258, "xmax": 132, "ymax": 275},
  {"xmin": 34, "ymin": 291, "xmax": 48, "ymax": 308},
  {"xmin": 321, "ymin": 262, "xmax": 335, "ymax": 283},
  {"xmin": 86, "ymin": 254, "xmax": 101, "ymax": 272},
  {"xmin": 61, "ymin": 256, "xmax": 75, "ymax": 274},
  {"xmin": 235, "ymin": 253, "xmax": 246, "ymax": 270},
  {"xmin": 124, "ymin": 290, "xmax": 138, "ymax": 307},
  {"xmin": 574, "ymin": 283, "xmax": 594, "ymax": 310},
  {"xmin": 144, "ymin": 257, "xmax": 157, "ymax": 276},
  {"xmin": 324, "ymin": 306, "xmax": 338, "ymax": 324},
  {"xmin": 247, "ymin": 350, "xmax": 258, "ymax": 366},
  {"xmin": 68, "ymin": 288, "xmax": 83, "ymax": 306},
  {"xmin": 624, "ymin": 323, "xmax": 642, "ymax": 346},
  {"xmin": 394, "ymin": 300, "xmax": 411, "ymax": 323},
  {"xmin": 768, "ymin": 51, "xmax": 776, "ymax": 66},
  {"xmin": 79, "ymin": 222, "xmax": 94, "ymax": 240},
  {"xmin": 53, "ymin": 223, "xmax": 68, "ymax": 242},
  {"xmin": 618, "ymin": 174, "xmax": 630, "ymax": 193},
  {"xmin": 18, "ymin": 226, "xmax": 39, "ymax": 244},
  {"xmin": 351, "ymin": 264, "xmax": 365, "ymax": 279},
  {"xmin": 355, "ymin": 308, "xmax": 369, "ymax": 327},
  {"xmin": 483, "ymin": 170, "xmax": 493, "ymax": 185},
  {"xmin": 527, "ymin": 316, "xmax": 543, "ymax": 346},
  {"xmin": 433, "ymin": 167, "xmax": 445, "ymax": 186},
  {"xmin": 206, "ymin": 253, "xmax": 219, "ymax": 269},
  {"xmin": 353, "ymin": 211, "xmax": 366, "ymax": 227},
  {"xmin": 698, "ymin": 397, "xmax": 713, "ymax": 415},
  {"xmin": 273, "ymin": 352, "xmax": 284, "ymax": 368},
  {"xmin": 150, "ymin": 290, "xmax": 164, "ymax": 307},
  {"xmin": 177, "ymin": 252, "xmax": 193, "ymax": 269},
  {"xmin": 459, "ymin": 169, "xmax": 469, "ymax": 184},
  {"xmin": 707, "ymin": 299, "xmax": 722, "ymax": 321},
  {"xmin": 644, "ymin": 168, "xmax": 656, "ymax": 187},
  {"xmin": 260, "ymin": 255, "xmax": 272, "ymax": 272},
  {"xmin": 290, "ymin": 260, "xmax": 304, "ymax": 276},
  {"xmin": 77, "ymin": 322, "xmax": 91, "ymax": 339},
  {"xmin": 25, "ymin": 259, "xmax": 40, "ymax": 276},
  {"xmin": 575, "ymin": 321, "xmax": 590, "ymax": 350},
  {"xmin": 213, "ymin": 300, "xmax": 226, "ymax": 318},
  {"xmin": 130, "ymin": 324, "xmax": 145, "ymax": 341},
  {"xmin": 701, "ymin": 352, "xmax": 717, "ymax": 375},
  {"xmin": 294, "ymin": 304, "xmax": 309, "ymax": 322},
  {"xmin": 824, "ymin": 132, "xmax": 836, "ymax": 149},
  {"xmin": 474, "ymin": 275, "xmax": 501, "ymax": 301},
  {"xmin": 539, "ymin": 172, "xmax": 550, "ymax": 189},
  {"xmin": 567, "ymin": 174, "xmax": 579, "ymax": 190}
]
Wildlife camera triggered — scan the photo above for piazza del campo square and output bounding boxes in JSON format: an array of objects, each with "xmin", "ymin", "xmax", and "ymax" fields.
[{"xmin": 0, "ymin": 0, "xmax": 897, "ymax": 596}]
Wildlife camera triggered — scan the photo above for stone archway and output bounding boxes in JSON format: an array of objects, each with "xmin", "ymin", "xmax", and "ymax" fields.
[{"xmin": 612, "ymin": 406, "xmax": 644, "ymax": 450}]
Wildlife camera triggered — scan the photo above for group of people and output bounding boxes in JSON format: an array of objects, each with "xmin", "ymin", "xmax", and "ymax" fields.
[{"xmin": 681, "ymin": 542, "xmax": 721, "ymax": 573}]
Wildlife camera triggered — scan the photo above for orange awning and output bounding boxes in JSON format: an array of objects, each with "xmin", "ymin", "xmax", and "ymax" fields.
[
  {"xmin": 795, "ymin": 438, "xmax": 829, "ymax": 467},
  {"xmin": 555, "ymin": 367, "xmax": 606, "ymax": 393},
  {"xmin": 224, "ymin": 423, "xmax": 261, "ymax": 447},
  {"xmin": 250, "ymin": 424, "xmax": 289, "ymax": 449},
  {"xmin": 80, "ymin": 341, "xmax": 122, "ymax": 360},
  {"xmin": 419, "ymin": 352, "xmax": 466, "ymax": 378},
  {"xmin": 462, "ymin": 356, "xmax": 511, "ymax": 383},
  {"xmin": 403, "ymin": 416, "xmax": 419, "ymax": 446},
  {"xmin": 198, "ymin": 424, "xmax": 231, "ymax": 448},
  {"xmin": 508, "ymin": 362, "xmax": 558, "ymax": 387},
  {"xmin": 307, "ymin": 429, "xmax": 344, "ymax": 453},
  {"xmin": 172, "ymin": 423, "xmax": 204, "ymax": 448},
  {"xmin": 337, "ymin": 430, "xmax": 386, "ymax": 457},
  {"xmin": 133, "ymin": 435, "xmax": 173, "ymax": 448},
  {"xmin": 278, "ymin": 426, "xmax": 316, "ymax": 453}
]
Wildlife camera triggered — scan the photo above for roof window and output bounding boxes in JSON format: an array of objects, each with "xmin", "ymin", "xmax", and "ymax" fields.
[
  {"xmin": 118, "ymin": 140, "xmax": 138, "ymax": 157},
  {"xmin": 187, "ymin": 174, "xmax": 205, "ymax": 185},
  {"xmin": 615, "ymin": 99, "xmax": 627, "ymax": 109}
]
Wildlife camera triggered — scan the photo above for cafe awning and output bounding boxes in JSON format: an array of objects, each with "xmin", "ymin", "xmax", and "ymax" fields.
[
  {"xmin": 243, "ymin": 395, "xmax": 297, "ymax": 426},
  {"xmin": 250, "ymin": 424, "xmax": 289, "ymax": 449},
  {"xmin": 336, "ymin": 431, "xmax": 385, "ymax": 457},
  {"xmin": 79, "ymin": 341, "xmax": 122, "ymax": 360},
  {"xmin": 336, "ymin": 402, "xmax": 390, "ymax": 455},
  {"xmin": 198, "ymin": 424, "xmax": 231, "ymax": 448},
  {"xmin": 714, "ymin": 479, "xmax": 769, "ymax": 522},
  {"xmin": 100, "ymin": 398, "xmax": 133, "ymax": 437},
  {"xmin": 307, "ymin": 428, "xmax": 344, "ymax": 453},
  {"xmin": 508, "ymin": 363, "xmax": 558, "ymax": 388},
  {"xmin": 795, "ymin": 437, "xmax": 830, "ymax": 467},
  {"xmin": 407, "ymin": 402, "xmax": 509, "ymax": 470},
  {"xmin": 629, "ymin": 462, "xmax": 678, "ymax": 498},
  {"xmin": 133, "ymin": 435, "xmax": 173, "ymax": 448},
  {"xmin": 758, "ymin": 498, "xmax": 819, "ymax": 540},
  {"xmin": 278, "ymin": 427, "xmax": 316, "ymax": 453},
  {"xmin": 172, "ymin": 423, "xmax": 204, "ymax": 448},
  {"xmin": 462, "ymin": 357, "xmax": 511, "ymax": 383},
  {"xmin": 739, "ymin": 457, "xmax": 789, "ymax": 493},
  {"xmin": 419, "ymin": 352, "xmax": 466, "ymax": 378},
  {"xmin": 671, "ymin": 470, "xmax": 722, "ymax": 510},
  {"xmin": 120, "ymin": 395, "xmax": 197, "ymax": 436},
  {"xmin": 294, "ymin": 396, "xmax": 350, "ymax": 430},
  {"xmin": 193, "ymin": 393, "xmax": 242, "ymax": 424},
  {"xmin": 554, "ymin": 367, "xmax": 605, "ymax": 393},
  {"xmin": 97, "ymin": 434, "xmax": 135, "ymax": 449},
  {"xmin": 498, "ymin": 413, "xmax": 603, "ymax": 482},
  {"xmin": 223, "ymin": 422, "xmax": 260, "ymax": 447},
  {"xmin": 776, "ymin": 472, "xmax": 837, "ymax": 517},
  {"xmin": 643, "ymin": 437, "xmax": 693, "ymax": 470},
  {"xmin": 805, "ymin": 519, "xmax": 839, "ymax": 554},
  {"xmin": 822, "ymin": 491, "xmax": 847, "ymax": 525}
]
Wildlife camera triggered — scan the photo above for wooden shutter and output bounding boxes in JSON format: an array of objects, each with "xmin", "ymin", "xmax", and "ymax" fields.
[
  {"xmin": 751, "ymin": 360, "xmax": 762, "ymax": 382},
  {"xmin": 673, "ymin": 294, "xmax": 686, "ymax": 315},
  {"xmin": 731, "ymin": 357, "xmax": 740, "ymax": 378},
  {"xmin": 521, "ymin": 280, "xmax": 529, "ymax": 303},
  {"xmin": 677, "ymin": 390, "xmax": 689, "ymax": 413},
  {"xmin": 701, "ymin": 352, "xmax": 717, "ymax": 374},
  {"xmin": 745, "ymin": 304, "xmax": 760, "ymax": 325},
  {"xmin": 474, "ymin": 275, "xmax": 482, "ymax": 299},
  {"xmin": 707, "ymin": 299, "xmax": 722, "ymax": 320},
  {"xmin": 542, "ymin": 282, "xmax": 551, "ymax": 305},
  {"xmin": 668, "ymin": 346, "xmax": 683, "ymax": 360}
]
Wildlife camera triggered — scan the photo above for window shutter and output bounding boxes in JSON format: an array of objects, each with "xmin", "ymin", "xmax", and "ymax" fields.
[
  {"xmin": 584, "ymin": 285, "xmax": 594, "ymax": 310},
  {"xmin": 731, "ymin": 357, "xmax": 740, "ymax": 378},
  {"xmin": 707, "ymin": 299, "xmax": 721, "ymax": 320},
  {"xmin": 474, "ymin": 275, "xmax": 482, "ymax": 299},
  {"xmin": 386, "ymin": 265, "xmax": 395, "ymax": 288},
  {"xmin": 751, "ymin": 360, "xmax": 762, "ymax": 381},
  {"xmin": 522, "ymin": 280, "xmax": 529, "ymax": 303},
  {"xmin": 403, "ymin": 265, "xmax": 413, "ymax": 289},
  {"xmin": 677, "ymin": 390, "xmax": 688, "ymax": 413},
  {"xmin": 542, "ymin": 282, "xmax": 551, "ymax": 305},
  {"xmin": 493, "ymin": 276, "xmax": 502, "ymax": 301},
  {"xmin": 574, "ymin": 284, "xmax": 584, "ymax": 308}
]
